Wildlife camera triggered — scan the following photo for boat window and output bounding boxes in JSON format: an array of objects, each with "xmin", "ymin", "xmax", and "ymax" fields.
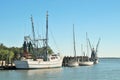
[{"xmin": 51, "ymin": 57, "xmax": 55, "ymax": 59}]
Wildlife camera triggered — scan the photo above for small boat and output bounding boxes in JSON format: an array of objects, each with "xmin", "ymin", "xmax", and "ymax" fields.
[
  {"xmin": 87, "ymin": 33, "xmax": 101, "ymax": 64},
  {"xmin": 90, "ymin": 45, "xmax": 100, "ymax": 64},
  {"xmin": 79, "ymin": 61, "xmax": 93, "ymax": 66},
  {"xmin": 14, "ymin": 12, "xmax": 63, "ymax": 69},
  {"xmin": 79, "ymin": 33, "xmax": 94, "ymax": 66},
  {"xmin": 67, "ymin": 24, "xmax": 79, "ymax": 67},
  {"xmin": 79, "ymin": 55, "xmax": 94, "ymax": 66},
  {"xmin": 68, "ymin": 59, "xmax": 79, "ymax": 67}
]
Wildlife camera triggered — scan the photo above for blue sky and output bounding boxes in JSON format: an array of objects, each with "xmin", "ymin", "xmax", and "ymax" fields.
[{"xmin": 0, "ymin": 0, "xmax": 120, "ymax": 57}]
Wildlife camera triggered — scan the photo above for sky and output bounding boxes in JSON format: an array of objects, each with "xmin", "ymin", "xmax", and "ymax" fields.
[{"xmin": 0, "ymin": 0, "xmax": 120, "ymax": 57}]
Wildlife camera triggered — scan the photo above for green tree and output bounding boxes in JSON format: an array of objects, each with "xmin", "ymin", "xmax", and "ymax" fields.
[
  {"xmin": 0, "ymin": 49, "xmax": 9, "ymax": 66},
  {"xmin": 8, "ymin": 51, "xmax": 14, "ymax": 63},
  {"xmin": 47, "ymin": 47, "xmax": 54, "ymax": 55}
]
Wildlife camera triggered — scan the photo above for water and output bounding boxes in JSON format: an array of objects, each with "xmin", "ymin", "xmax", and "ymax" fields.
[{"xmin": 0, "ymin": 58, "xmax": 120, "ymax": 80}]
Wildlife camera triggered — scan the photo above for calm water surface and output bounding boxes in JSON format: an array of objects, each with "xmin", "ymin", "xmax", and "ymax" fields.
[{"xmin": 0, "ymin": 58, "xmax": 120, "ymax": 80}]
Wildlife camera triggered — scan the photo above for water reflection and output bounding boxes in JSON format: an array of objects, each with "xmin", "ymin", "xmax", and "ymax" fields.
[
  {"xmin": 27, "ymin": 68, "xmax": 63, "ymax": 76},
  {"xmin": 13, "ymin": 68, "xmax": 63, "ymax": 80}
]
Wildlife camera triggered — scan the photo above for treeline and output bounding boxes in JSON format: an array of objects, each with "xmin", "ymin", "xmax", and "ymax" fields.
[
  {"xmin": 0, "ymin": 43, "xmax": 54, "ymax": 63},
  {"xmin": 0, "ymin": 43, "xmax": 23, "ymax": 66}
]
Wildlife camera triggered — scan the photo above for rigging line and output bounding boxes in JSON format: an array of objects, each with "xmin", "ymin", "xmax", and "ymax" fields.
[
  {"xmin": 24, "ymin": 23, "xmax": 26, "ymax": 37},
  {"xmin": 36, "ymin": 23, "xmax": 43, "ymax": 48},
  {"xmin": 49, "ymin": 27, "xmax": 60, "ymax": 53},
  {"xmin": 36, "ymin": 23, "xmax": 40, "ymax": 38},
  {"xmin": 24, "ymin": 21, "xmax": 30, "ymax": 37},
  {"xmin": 86, "ymin": 32, "xmax": 89, "ymax": 56}
]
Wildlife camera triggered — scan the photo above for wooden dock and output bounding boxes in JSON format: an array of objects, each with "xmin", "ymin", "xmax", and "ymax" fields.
[{"xmin": 0, "ymin": 63, "xmax": 16, "ymax": 70}]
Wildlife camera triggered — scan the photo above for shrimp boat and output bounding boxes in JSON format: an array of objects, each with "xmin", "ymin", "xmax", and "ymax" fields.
[
  {"xmin": 79, "ymin": 61, "xmax": 94, "ymax": 66},
  {"xmin": 79, "ymin": 56, "xmax": 94, "ymax": 66},
  {"xmin": 88, "ymin": 37, "xmax": 101, "ymax": 64},
  {"xmin": 79, "ymin": 33, "xmax": 94, "ymax": 66},
  {"xmin": 14, "ymin": 12, "xmax": 63, "ymax": 69},
  {"xmin": 67, "ymin": 24, "xmax": 79, "ymax": 67}
]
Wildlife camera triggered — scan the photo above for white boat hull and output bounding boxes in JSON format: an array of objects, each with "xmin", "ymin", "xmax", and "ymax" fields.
[
  {"xmin": 14, "ymin": 58, "xmax": 63, "ymax": 69},
  {"xmin": 79, "ymin": 61, "xmax": 94, "ymax": 66},
  {"xmin": 67, "ymin": 61, "xmax": 79, "ymax": 67}
]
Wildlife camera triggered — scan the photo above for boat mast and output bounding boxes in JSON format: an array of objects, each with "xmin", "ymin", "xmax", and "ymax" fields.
[
  {"xmin": 96, "ymin": 38, "xmax": 101, "ymax": 54},
  {"xmin": 46, "ymin": 11, "xmax": 49, "ymax": 61},
  {"xmin": 73, "ymin": 24, "xmax": 76, "ymax": 57},
  {"xmin": 81, "ymin": 44, "xmax": 83, "ymax": 62},
  {"xmin": 95, "ymin": 38, "xmax": 101, "ymax": 58},
  {"xmin": 31, "ymin": 15, "xmax": 36, "ymax": 43},
  {"xmin": 30, "ymin": 15, "xmax": 36, "ymax": 56},
  {"xmin": 86, "ymin": 32, "xmax": 90, "ymax": 61},
  {"xmin": 86, "ymin": 32, "xmax": 88, "ymax": 55}
]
